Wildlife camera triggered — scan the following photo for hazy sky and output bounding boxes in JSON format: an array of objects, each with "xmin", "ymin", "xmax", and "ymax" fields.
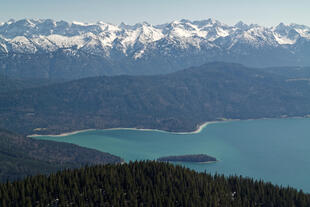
[{"xmin": 1, "ymin": 0, "xmax": 309, "ymax": 26}]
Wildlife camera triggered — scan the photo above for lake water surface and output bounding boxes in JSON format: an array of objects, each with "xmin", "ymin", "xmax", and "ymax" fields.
[{"xmin": 34, "ymin": 118, "xmax": 310, "ymax": 192}]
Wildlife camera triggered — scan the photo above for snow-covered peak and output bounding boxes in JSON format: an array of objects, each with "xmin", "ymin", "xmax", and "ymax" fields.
[
  {"xmin": 289, "ymin": 23, "xmax": 310, "ymax": 39},
  {"xmin": 272, "ymin": 23, "xmax": 302, "ymax": 44},
  {"xmin": 161, "ymin": 19, "xmax": 230, "ymax": 41},
  {"xmin": 6, "ymin": 19, "xmax": 15, "ymax": 25},
  {"xmin": 192, "ymin": 18, "xmax": 222, "ymax": 28},
  {"xmin": 235, "ymin": 21, "xmax": 250, "ymax": 30},
  {"xmin": 0, "ymin": 18, "xmax": 309, "ymax": 58},
  {"xmin": 165, "ymin": 20, "xmax": 200, "ymax": 38},
  {"xmin": 274, "ymin": 23, "xmax": 287, "ymax": 32},
  {"xmin": 119, "ymin": 23, "xmax": 164, "ymax": 49},
  {"xmin": 72, "ymin": 21, "xmax": 91, "ymax": 26}
]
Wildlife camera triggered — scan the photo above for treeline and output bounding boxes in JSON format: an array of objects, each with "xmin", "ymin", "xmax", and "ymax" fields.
[{"xmin": 1, "ymin": 161, "xmax": 309, "ymax": 207}]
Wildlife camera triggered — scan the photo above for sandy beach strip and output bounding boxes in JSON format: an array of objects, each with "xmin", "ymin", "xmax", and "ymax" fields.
[
  {"xmin": 174, "ymin": 121, "xmax": 219, "ymax": 134},
  {"xmin": 102, "ymin": 122, "xmax": 218, "ymax": 134},
  {"xmin": 28, "ymin": 129, "xmax": 96, "ymax": 137},
  {"xmin": 26, "ymin": 116, "xmax": 310, "ymax": 138},
  {"xmin": 28, "ymin": 120, "xmax": 225, "ymax": 138}
]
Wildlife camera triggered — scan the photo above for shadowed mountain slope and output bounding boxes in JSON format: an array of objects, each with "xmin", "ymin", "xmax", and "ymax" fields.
[{"xmin": 1, "ymin": 62, "xmax": 310, "ymax": 135}]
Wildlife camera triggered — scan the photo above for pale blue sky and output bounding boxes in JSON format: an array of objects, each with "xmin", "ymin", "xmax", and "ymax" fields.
[{"xmin": 1, "ymin": 0, "xmax": 309, "ymax": 26}]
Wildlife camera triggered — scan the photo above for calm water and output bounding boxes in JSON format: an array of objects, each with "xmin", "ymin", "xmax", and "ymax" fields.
[{"xmin": 35, "ymin": 118, "xmax": 310, "ymax": 192}]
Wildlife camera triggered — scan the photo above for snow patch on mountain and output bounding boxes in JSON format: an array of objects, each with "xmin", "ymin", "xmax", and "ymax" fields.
[
  {"xmin": 273, "ymin": 33, "xmax": 297, "ymax": 45},
  {"xmin": 0, "ymin": 18, "xmax": 309, "ymax": 59},
  {"xmin": 11, "ymin": 36, "xmax": 37, "ymax": 53},
  {"xmin": 72, "ymin": 21, "xmax": 91, "ymax": 26},
  {"xmin": 46, "ymin": 34, "xmax": 85, "ymax": 49}
]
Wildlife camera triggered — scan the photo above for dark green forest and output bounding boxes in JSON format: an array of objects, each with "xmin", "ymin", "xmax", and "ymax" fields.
[
  {"xmin": 0, "ymin": 129, "xmax": 122, "ymax": 182},
  {"xmin": 1, "ymin": 161, "xmax": 309, "ymax": 207},
  {"xmin": 2, "ymin": 62, "xmax": 310, "ymax": 135},
  {"xmin": 157, "ymin": 154, "xmax": 216, "ymax": 162}
]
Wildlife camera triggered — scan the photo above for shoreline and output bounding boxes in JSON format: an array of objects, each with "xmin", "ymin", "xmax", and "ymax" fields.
[
  {"xmin": 28, "ymin": 121, "xmax": 221, "ymax": 138},
  {"xmin": 158, "ymin": 160, "xmax": 218, "ymax": 164},
  {"xmin": 102, "ymin": 120, "xmax": 221, "ymax": 134},
  {"xmin": 28, "ymin": 129, "xmax": 97, "ymax": 137},
  {"xmin": 28, "ymin": 116, "xmax": 310, "ymax": 138},
  {"xmin": 198, "ymin": 160, "xmax": 219, "ymax": 164}
]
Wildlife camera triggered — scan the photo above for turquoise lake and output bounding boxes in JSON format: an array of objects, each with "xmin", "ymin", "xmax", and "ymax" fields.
[{"xmin": 34, "ymin": 118, "xmax": 310, "ymax": 192}]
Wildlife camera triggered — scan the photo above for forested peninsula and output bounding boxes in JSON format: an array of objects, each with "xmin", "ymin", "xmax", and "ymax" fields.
[{"xmin": 158, "ymin": 154, "xmax": 217, "ymax": 163}]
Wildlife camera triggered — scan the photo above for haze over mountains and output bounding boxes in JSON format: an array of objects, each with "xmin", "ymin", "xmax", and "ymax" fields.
[{"xmin": 0, "ymin": 18, "xmax": 310, "ymax": 79}]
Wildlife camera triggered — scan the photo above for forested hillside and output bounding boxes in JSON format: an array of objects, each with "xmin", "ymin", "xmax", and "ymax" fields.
[
  {"xmin": 0, "ymin": 129, "xmax": 122, "ymax": 181},
  {"xmin": 1, "ymin": 62, "xmax": 310, "ymax": 135},
  {"xmin": 1, "ymin": 161, "xmax": 309, "ymax": 206},
  {"xmin": 0, "ymin": 75, "xmax": 59, "ymax": 93}
]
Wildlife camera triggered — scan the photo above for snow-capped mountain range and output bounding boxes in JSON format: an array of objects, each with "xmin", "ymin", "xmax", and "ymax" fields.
[{"xmin": 0, "ymin": 18, "xmax": 310, "ymax": 79}]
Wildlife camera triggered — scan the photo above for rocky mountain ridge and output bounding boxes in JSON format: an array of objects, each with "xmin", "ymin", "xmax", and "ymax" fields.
[{"xmin": 0, "ymin": 18, "xmax": 310, "ymax": 79}]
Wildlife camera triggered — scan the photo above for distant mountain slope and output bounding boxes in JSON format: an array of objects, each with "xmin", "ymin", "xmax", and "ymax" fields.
[
  {"xmin": 261, "ymin": 66, "xmax": 310, "ymax": 79},
  {"xmin": 0, "ymin": 128, "xmax": 122, "ymax": 181},
  {"xmin": 1, "ymin": 62, "xmax": 310, "ymax": 135},
  {"xmin": 0, "ymin": 75, "xmax": 61, "ymax": 92},
  {"xmin": 0, "ymin": 18, "xmax": 310, "ymax": 79}
]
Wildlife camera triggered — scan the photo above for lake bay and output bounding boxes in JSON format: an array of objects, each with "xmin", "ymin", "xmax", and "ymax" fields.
[{"xmin": 34, "ymin": 118, "xmax": 310, "ymax": 192}]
